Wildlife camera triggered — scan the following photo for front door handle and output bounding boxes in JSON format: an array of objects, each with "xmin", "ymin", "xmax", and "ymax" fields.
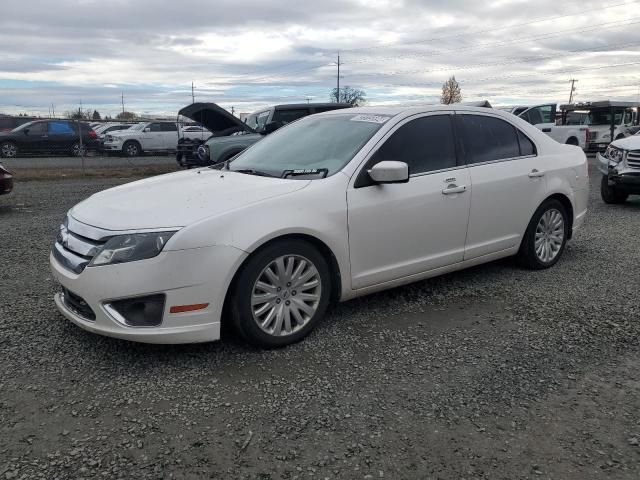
[
  {"xmin": 442, "ymin": 184, "xmax": 467, "ymax": 195},
  {"xmin": 528, "ymin": 169, "xmax": 545, "ymax": 178}
]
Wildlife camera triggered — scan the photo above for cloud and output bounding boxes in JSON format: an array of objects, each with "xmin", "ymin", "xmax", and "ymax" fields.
[{"xmin": 1, "ymin": 0, "xmax": 639, "ymax": 115}]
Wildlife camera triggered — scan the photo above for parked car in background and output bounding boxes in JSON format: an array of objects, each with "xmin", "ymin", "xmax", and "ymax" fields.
[
  {"xmin": 176, "ymin": 103, "xmax": 351, "ymax": 168},
  {"xmin": 0, "ymin": 164, "xmax": 13, "ymax": 195},
  {"xmin": 0, "ymin": 115, "xmax": 38, "ymax": 132},
  {"xmin": 51, "ymin": 105, "xmax": 588, "ymax": 347},
  {"xmin": 0, "ymin": 120, "xmax": 98, "ymax": 158},
  {"xmin": 597, "ymin": 132, "xmax": 640, "ymax": 203},
  {"xmin": 503, "ymin": 103, "xmax": 589, "ymax": 149},
  {"xmin": 102, "ymin": 121, "xmax": 178, "ymax": 156}
]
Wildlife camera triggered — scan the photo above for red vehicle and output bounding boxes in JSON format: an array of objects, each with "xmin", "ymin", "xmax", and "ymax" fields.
[{"xmin": 0, "ymin": 164, "xmax": 13, "ymax": 195}]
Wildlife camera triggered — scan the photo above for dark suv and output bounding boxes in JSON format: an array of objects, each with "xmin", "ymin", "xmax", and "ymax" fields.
[
  {"xmin": 0, "ymin": 120, "xmax": 98, "ymax": 158},
  {"xmin": 176, "ymin": 103, "xmax": 351, "ymax": 168}
]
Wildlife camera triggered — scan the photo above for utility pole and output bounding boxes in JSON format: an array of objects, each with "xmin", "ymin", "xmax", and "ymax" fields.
[
  {"xmin": 568, "ymin": 79, "xmax": 578, "ymax": 104},
  {"xmin": 336, "ymin": 54, "xmax": 341, "ymax": 103},
  {"xmin": 51, "ymin": 103, "xmax": 55, "ymax": 118},
  {"xmin": 121, "ymin": 92, "xmax": 125, "ymax": 115},
  {"xmin": 191, "ymin": 81, "xmax": 195, "ymax": 104},
  {"xmin": 231, "ymin": 106, "xmax": 235, "ymax": 116}
]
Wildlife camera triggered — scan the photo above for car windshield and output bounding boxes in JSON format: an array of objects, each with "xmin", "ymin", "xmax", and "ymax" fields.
[
  {"xmin": 11, "ymin": 121, "xmax": 37, "ymax": 133},
  {"xmin": 229, "ymin": 113, "xmax": 389, "ymax": 178}
]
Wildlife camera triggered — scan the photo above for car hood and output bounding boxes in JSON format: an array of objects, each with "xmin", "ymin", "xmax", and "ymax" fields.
[
  {"xmin": 70, "ymin": 168, "xmax": 309, "ymax": 231},
  {"xmin": 178, "ymin": 103, "xmax": 255, "ymax": 135},
  {"xmin": 610, "ymin": 135, "xmax": 640, "ymax": 150}
]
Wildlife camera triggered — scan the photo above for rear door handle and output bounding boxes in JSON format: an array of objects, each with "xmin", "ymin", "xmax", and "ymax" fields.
[
  {"xmin": 442, "ymin": 184, "xmax": 467, "ymax": 195},
  {"xmin": 528, "ymin": 169, "xmax": 545, "ymax": 178}
]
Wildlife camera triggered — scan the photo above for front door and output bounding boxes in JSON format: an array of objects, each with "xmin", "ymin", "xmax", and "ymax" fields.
[
  {"xmin": 347, "ymin": 113, "xmax": 471, "ymax": 290},
  {"xmin": 142, "ymin": 122, "xmax": 165, "ymax": 150},
  {"xmin": 22, "ymin": 121, "xmax": 49, "ymax": 153},
  {"xmin": 455, "ymin": 113, "xmax": 549, "ymax": 259}
]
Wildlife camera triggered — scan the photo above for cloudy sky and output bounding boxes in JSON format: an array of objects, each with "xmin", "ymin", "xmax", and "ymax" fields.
[{"xmin": 1, "ymin": 0, "xmax": 639, "ymax": 117}]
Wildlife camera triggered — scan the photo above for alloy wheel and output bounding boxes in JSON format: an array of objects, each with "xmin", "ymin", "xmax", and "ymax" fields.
[
  {"xmin": 534, "ymin": 208, "xmax": 565, "ymax": 263},
  {"xmin": 126, "ymin": 144, "xmax": 139, "ymax": 156},
  {"xmin": 251, "ymin": 255, "xmax": 322, "ymax": 337},
  {"xmin": 1, "ymin": 143, "xmax": 17, "ymax": 158}
]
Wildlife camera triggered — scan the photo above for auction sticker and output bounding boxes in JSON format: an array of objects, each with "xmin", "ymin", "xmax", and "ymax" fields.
[{"xmin": 350, "ymin": 114, "xmax": 391, "ymax": 124}]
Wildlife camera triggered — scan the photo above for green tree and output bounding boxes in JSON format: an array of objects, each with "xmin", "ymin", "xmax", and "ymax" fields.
[
  {"xmin": 92, "ymin": 110, "xmax": 101, "ymax": 120},
  {"xmin": 330, "ymin": 86, "xmax": 366, "ymax": 106},
  {"xmin": 440, "ymin": 76, "xmax": 462, "ymax": 105}
]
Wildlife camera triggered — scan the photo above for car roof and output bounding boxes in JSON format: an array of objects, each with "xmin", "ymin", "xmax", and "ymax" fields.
[
  {"xmin": 272, "ymin": 103, "xmax": 351, "ymax": 110},
  {"xmin": 318, "ymin": 104, "xmax": 510, "ymax": 118}
]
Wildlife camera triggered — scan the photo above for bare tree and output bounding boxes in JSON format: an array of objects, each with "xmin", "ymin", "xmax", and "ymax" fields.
[
  {"xmin": 440, "ymin": 76, "xmax": 462, "ymax": 105},
  {"xmin": 330, "ymin": 86, "xmax": 366, "ymax": 106},
  {"xmin": 116, "ymin": 111, "xmax": 137, "ymax": 121}
]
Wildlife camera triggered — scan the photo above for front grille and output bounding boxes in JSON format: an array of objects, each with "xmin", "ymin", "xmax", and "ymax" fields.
[
  {"xmin": 627, "ymin": 150, "xmax": 640, "ymax": 169},
  {"xmin": 62, "ymin": 288, "xmax": 96, "ymax": 321},
  {"xmin": 53, "ymin": 216, "xmax": 110, "ymax": 273}
]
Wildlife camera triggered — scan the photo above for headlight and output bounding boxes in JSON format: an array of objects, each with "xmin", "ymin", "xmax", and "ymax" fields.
[
  {"xmin": 605, "ymin": 146, "xmax": 625, "ymax": 165},
  {"xmin": 89, "ymin": 231, "xmax": 176, "ymax": 267}
]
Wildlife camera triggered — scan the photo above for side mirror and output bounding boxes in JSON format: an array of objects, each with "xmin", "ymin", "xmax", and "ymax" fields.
[
  {"xmin": 368, "ymin": 161, "xmax": 409, "ymax": 184},
  {"xmin": 23, "ymin": 129, "xmax": 30, "ymax": 135},
  {"xmin": 262, "ymin": 121, "xmax": 283, "ymax": 134},
  {"xmin": 143, "ymin": 127, "xmax": 150, "ymax": 132}
]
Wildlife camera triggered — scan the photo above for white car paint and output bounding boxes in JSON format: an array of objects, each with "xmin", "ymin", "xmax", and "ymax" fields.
[
  {"xmin": 506, "ymin": 104, "xmax": 589, "ymax": 149},
  {"xmin": 102, "ymin": 121, "xmax": 179, "ymax": 153},
  {"xmin": 50, "ymin": 105, "xmax": 589, "ymax": 344}
]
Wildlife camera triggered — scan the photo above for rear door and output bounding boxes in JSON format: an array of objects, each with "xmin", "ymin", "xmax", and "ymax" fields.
[
  {"xmin": 160, "ymin": 122, "xmax": 179, "ymax": 149},
  {"xmin": 48, "ymin": 120, "xmax": 77, "ymax": 152},
  {"xmin": 455, "ymin": 113, "xmax": 548, "ymax": 259}
]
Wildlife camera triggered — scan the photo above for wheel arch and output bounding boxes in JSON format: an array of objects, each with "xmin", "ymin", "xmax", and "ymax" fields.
[
  {"xmin": 539, "ymin": 192, "xmax": 574, "ymax": 239},
  {"xmin": 565, "ymin": 136, "xmax": 579, "ymax": 146},
  {"xmin": 122, "ymin": 138, "xmax": 142, "ymax": 151},
  {"xmin": 222, "ymin": 233, "xmax": 343, "ymax": 325}
]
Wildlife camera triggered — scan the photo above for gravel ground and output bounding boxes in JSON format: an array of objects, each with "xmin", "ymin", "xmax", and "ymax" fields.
[{"xmin": 0, "ymin": 166, "xmax": 639, "ymax": 479}]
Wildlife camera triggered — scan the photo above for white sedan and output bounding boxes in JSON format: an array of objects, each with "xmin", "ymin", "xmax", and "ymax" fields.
[{"xmin": 50, "ymin": 105, "xmax": 589, "ymax": 347}]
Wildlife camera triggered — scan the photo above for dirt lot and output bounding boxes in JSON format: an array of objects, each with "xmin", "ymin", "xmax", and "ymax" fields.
[{"xmin": 0, "ymin": 167, "xmax": 639, "ymax": 479}]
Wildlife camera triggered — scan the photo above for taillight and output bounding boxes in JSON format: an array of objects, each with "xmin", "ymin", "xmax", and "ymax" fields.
[{"xmin": 88, "ymin": 129, "xmax": 97, "ymax": 139}]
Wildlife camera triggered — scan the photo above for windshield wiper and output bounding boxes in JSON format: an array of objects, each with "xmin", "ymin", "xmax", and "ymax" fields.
[{"xmin": 231, "ymin": 168, "xmax": 277, "ymax": 178}]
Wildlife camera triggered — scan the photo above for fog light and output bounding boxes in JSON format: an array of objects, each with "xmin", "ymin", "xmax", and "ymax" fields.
[{"xmin": 105, "ymin": 294, "xmax": 166, "ymax": 327}]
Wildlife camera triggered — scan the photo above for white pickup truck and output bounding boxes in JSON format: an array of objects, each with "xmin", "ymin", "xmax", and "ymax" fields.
[{"xmin": 503, "ymin": 104, "xmax": 589, "ymax": 149}]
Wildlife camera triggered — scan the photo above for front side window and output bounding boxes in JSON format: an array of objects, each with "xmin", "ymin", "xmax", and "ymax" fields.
[
  {"xmin": 48, "ymin": 121, "xmax": 75, "ymax": 135},
  {"xmin": 149, "ymin": 123, "xmax": 162, "ymax": 132},
  {"xmin": 457, "ymin": 115, "xmax": 521, "ymax": 164},
  {"xmin": 370, "ymin": 115, "xmax": 457, "ymax": 175},
  {"xmin": 230, "ymin": 114, "xmax": 386, "ymax": 177},
  {"xmin": 25, "ymin": 122, "xmax": 47, "ymax": 135}
]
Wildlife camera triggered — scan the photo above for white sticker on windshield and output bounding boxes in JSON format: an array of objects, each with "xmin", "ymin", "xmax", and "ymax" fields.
[{"xmin": 350, "ymin": 114, "xmax": 391, "ymax": 124}]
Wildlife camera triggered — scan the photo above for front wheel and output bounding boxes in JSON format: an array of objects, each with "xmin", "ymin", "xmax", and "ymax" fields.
[
  {"xmin": 0, "ymin": 141, "xmax": 18, "ymax": 158},
  {"xmin": 230, "ymin": 240, "xmax": 332, "ymax": 348},
  {"xmin": 123, "ymin": 141, "xmax": 140, "ymax": 157},
  {"xmin": 517, "ymin": 199, "xmax": 569, "ymax": 269},
  {"xmin": 600, "ymin": 175, "xmax": 628, "ymax": 204}
]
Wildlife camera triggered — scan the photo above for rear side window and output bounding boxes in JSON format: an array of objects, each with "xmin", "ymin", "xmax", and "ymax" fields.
[
  {"xmin": 371, "ymin": 115, "xmax": 457, "ymax": 175},
  {"xmin": 457, "ymin": 115, "xmax": 521, "ymax": 164},
  {"xmin": 517, "ymin": 130, "xmax": 536, "ymax": 156},
  {"xmin": 272, "ymin": 109, "xmax": 310, "ymax": 125},
  {"xmin": 49, "ymin": 121, "xmax": 75, "ymax": 135}
]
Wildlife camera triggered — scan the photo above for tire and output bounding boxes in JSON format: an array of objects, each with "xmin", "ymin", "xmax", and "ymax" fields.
[
  {"xmin": 0, "ymin": 141, "xmax": 18, "ymax": 158},
  {"xmin": 566, "ymin": 137, "xmax": 579, "ymax": 146},
  {"xmin": 123, "ymin": 141, "xmax": 141, "ymax": 157},
  {"xmin": 70, "ymin": 142, "xmax": 87, "ymax": 157},
  {"xmin": 600, "ymin": 175, "xmax": 628, "ymax": 204},
  {"xmin": 230, "ymin": 239, "xmax": 332, "ymax": 348},
  {"xmin": 517, "ymin": 199, "xmax": 569, "ymax": 270}
]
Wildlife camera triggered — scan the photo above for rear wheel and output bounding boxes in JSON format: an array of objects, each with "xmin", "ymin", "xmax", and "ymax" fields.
[
  {"xmin": 123, "ymin": 141, "xmax": 140, "ymax": 157},
  {"xmin": 0, "ymin": 141, "xmax": 17, "ymax": 158},
  {"xmin": 566, "ymin": 137, "xmax": 579, "ymax": 146},
  {"xmin": 230, "ymin": 240, "xmax": 331, "ymax": 348},
  {"xmin": 517, "ymin": 199, "xmax": 569, "ymax": 269},
  {"xmin": 600, "ymin": 175, "xmax": 628, "ymax": 204},
  {"xmin": 70, "ymin": 142, "xmax": 87, "ymax": 157}
]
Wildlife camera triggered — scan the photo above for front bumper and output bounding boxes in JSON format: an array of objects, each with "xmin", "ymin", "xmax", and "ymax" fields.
[
  {"xmin": 597, "ymin": 152, "xmax": 640, "ymax": 194},
  {"xmin": 102, "ymin": 141, "xmax": 123, "ymax": 151},
  {"xmin": 50, "ymin": 245, "xmax": 247, "ymax": 344}
]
